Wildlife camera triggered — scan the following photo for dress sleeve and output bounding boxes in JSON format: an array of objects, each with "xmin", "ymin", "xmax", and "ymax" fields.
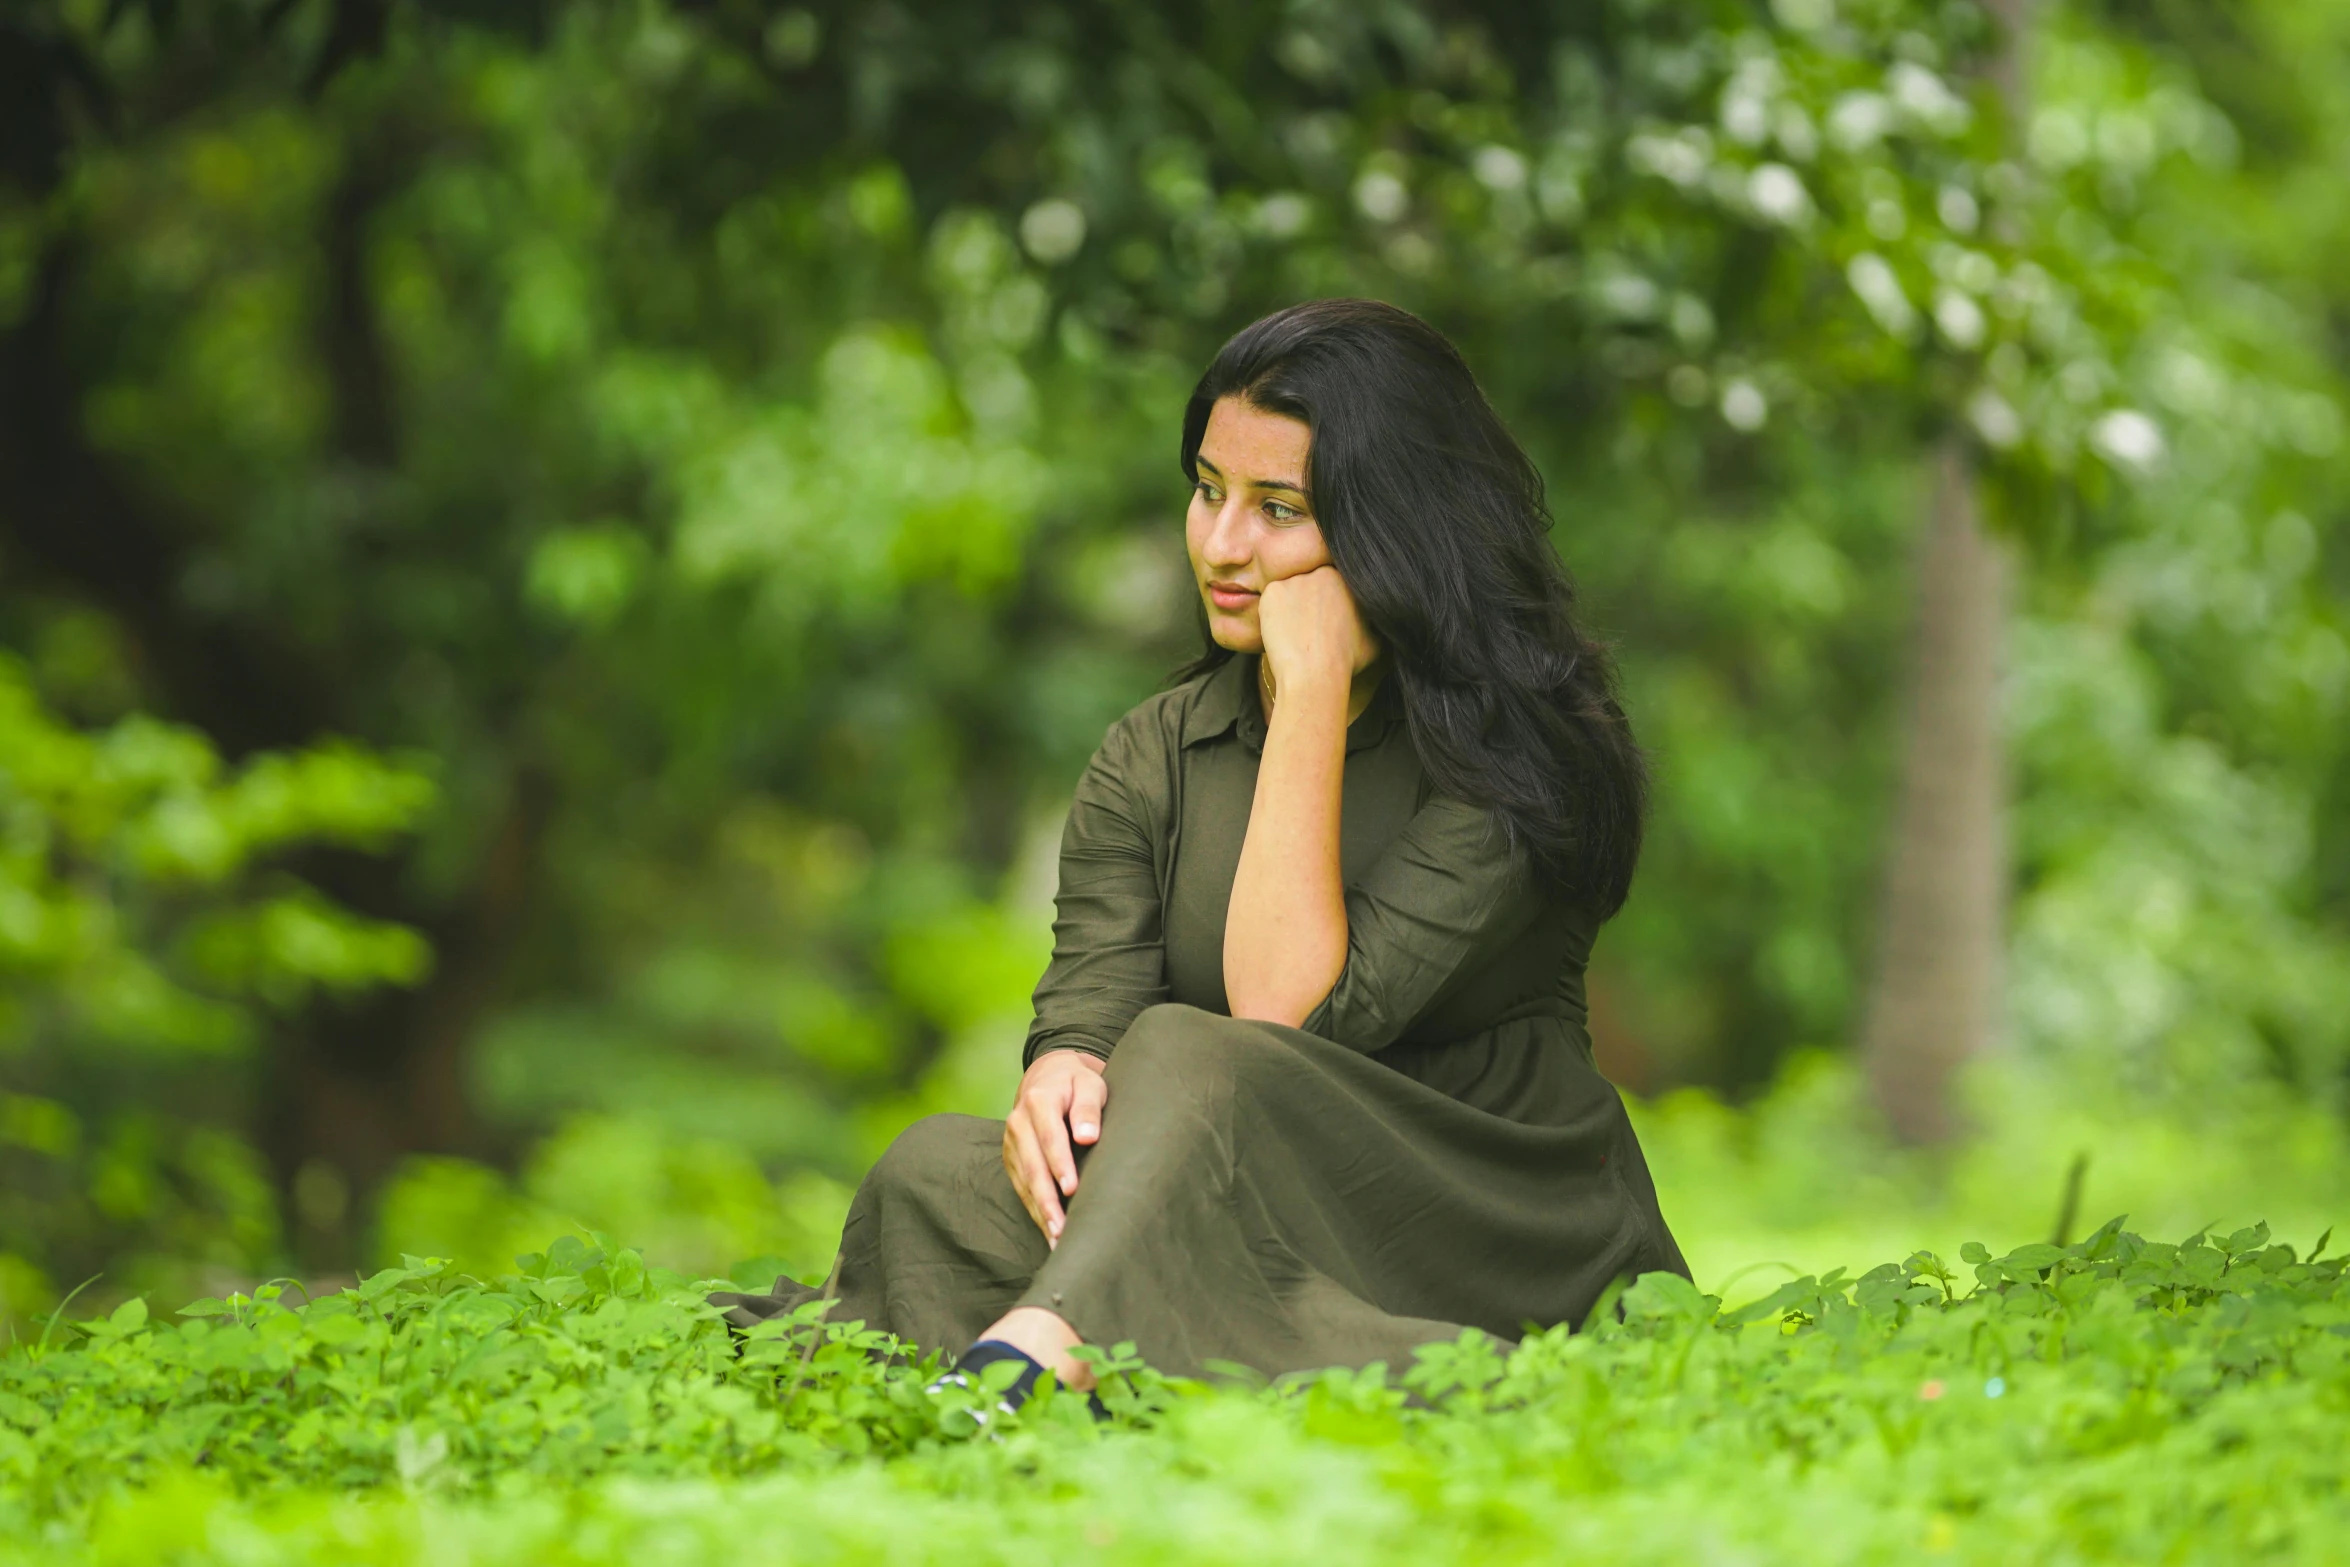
[
  {"xmin": 1298, "ymin": 793, "xmax": 1549, "ymax": 1053},
  {"xmin": 1020, "ymin": 716, "xmax": 1170, "ymax": 1067}
]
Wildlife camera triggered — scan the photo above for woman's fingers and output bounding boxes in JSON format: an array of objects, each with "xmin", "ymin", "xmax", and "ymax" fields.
[
  {"xmin": 998, "ymin": 1124, "xmax": 1040, "ymax": 1229},
  {"xmin": 1068, "ymin": 1070, "xmax": 1108, "ymax": 1145},
  {"xmin": 998, "ymin": 1051, "xmax": 1106, "ymax": 1249},
  {"xmin": 1035, "ymin": 1077, "xmax": 1081, "ymax": 1200},
  {"xmin": 1000, "ymin": 1141, "xmax": 1045, "ymax": 1236},
  {"xmin": 1003, "ymin": 1106, "xmax": 1065, "ymax": 1244},
  {"xmin": 1259, "ymin": 566, "xmax": 1378, "ymax": 682}
]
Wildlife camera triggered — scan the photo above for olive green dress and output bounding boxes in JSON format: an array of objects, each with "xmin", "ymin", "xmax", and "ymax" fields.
[{"xmin": 714, "ymin": 653, "xmax": 1687, "ymax": 1380}]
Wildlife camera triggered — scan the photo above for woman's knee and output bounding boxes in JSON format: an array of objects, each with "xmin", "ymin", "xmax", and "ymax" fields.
[
  {"xmin": 1114, "ymin": 1002, "xmax": 1197, "ymax": 1060},
  {"xmin": 860, "ymin": 1112, "xmax": 996, "ymax": 1207},
  {"xmin": 1107, "ymin": 1003, "xmax": 1284, "ymax": 1094},
  {"xmin": 1110, "ymin": 1003, "xmax": 1210, "ymax": 1077}
]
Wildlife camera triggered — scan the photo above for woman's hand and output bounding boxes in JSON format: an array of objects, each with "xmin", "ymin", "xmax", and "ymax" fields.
[
  {"xmin": 1001, "ymin": 1048, "xmax": 1109, "ymax": 1246},
  {"xmin": 1256, "ymin": 565, "xmax": 1379, "ymax": 704},
  {"xmin": 1223, "ymin": 566, "xmax": 1370, "ymax": 1028}
]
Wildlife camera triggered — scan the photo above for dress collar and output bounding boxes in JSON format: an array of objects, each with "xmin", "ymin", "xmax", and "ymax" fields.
[{"xmin": 1179, "ymin": 653, "xmax": 1405, "ymax": 757}]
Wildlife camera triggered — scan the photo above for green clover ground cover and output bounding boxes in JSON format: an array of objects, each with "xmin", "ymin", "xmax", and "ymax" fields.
[{"xmin": 2, "ymin": 1222, "xmax": 2344, "ymax": 1565}]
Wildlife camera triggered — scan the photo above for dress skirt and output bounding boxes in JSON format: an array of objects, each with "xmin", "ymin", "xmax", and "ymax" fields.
[{"xmin": 714, "ymin": 1002, "xmax": 1688, "ymax": 1381}]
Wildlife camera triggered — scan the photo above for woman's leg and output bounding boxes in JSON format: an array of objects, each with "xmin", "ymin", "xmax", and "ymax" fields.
[
  {"xmin": 820, "ymin": 1112, "xmax": 1051, "ymax": 1353},
  {"xmin": 714, "ymin": 1112, "xmax": 1095, "ymax": 1383},
  {"xmin": 848, "ymin": 1117, "xmax": 1096, "ymax": 1392},
  {"xmin": 972, "ymin": 1305, "xmax": 1094, "ymax": 1389},
  {"xmin": 1007, "ymin": 1003, "xmax": 1594, "ymax": 1382}
]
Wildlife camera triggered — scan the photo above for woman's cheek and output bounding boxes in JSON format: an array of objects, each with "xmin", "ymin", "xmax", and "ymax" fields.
[{"xmin": 1268, "ymin": 528, "xmax": 1330, "ymax": 580}]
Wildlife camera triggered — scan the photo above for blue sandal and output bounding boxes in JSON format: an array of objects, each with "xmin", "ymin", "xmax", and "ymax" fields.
[{"xmin": 926, "ymin": 1339, "xmax": 1110, "ymax": 1422}]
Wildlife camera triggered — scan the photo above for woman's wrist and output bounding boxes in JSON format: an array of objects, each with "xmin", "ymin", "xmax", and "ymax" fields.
[
  {"xmin": 1030, "ymin": 1046, "xmax": 1106, "ymax": 1076},
  {"xmin": 1264, "ymin": 655, "xmax": 1352, "ymax": 715}
]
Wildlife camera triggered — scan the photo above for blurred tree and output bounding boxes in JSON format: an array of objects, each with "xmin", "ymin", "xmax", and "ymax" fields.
[
  {"xmin": 2010, "ymin": 0, "xmax": 2350, "ymax": 1101},
  {"xmin": 0, "ymin": 654, "xmax": 431, "ymax": 1313},
  {"xmin": 2084, "ymin": 0, "xmax": 2350, "ymax": 923},
  {"xmin": 1859, "ymin": 0, "xmax": 2032, "ymax": 1144}
]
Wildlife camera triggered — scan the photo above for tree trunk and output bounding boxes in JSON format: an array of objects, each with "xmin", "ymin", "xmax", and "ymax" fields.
[
  {"xmin": 1856, "ymin": 0, "xmax": 2033, "ymax": 1144},
  {"xmin": 1860, "ymin": 441, "xmax": 2009, "ymax": 1142}
]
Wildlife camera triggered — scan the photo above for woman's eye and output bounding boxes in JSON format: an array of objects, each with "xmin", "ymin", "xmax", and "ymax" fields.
[
  {"xmin": 1194, "ymin": 481, "xmax": 1221, "ymax": 503},
  {"xmin": 1264, "ymin": 500, "xmax": 1300, "ymax": 523}
]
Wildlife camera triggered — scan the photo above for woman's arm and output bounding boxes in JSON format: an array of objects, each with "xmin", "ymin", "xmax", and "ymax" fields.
[
  {"xmin": 1224, "ymin": 566, "xmax": 1381, "ymax": 1025},
  {"xmin": 1298, "ymin": 793, "xmax": 1550, "ymax": 1051},
  {"xmin": 1010, "ymin": 713, "xmax": 1169, "ymax": 1243}
]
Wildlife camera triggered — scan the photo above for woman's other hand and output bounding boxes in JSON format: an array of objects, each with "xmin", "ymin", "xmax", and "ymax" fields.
[
  {"xmin": 1001, "ymin": 1048, "xmax": 1108, "ymax": 1246},
  {"xmin": 1256, "ymin": 565, "xmax": 1379, "ymax": 701}
]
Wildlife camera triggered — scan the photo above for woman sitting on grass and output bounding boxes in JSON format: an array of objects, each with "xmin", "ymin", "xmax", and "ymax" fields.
[{"xmin": 716, "ymin": 298, "xmax": 1688, "ymax": 1406}]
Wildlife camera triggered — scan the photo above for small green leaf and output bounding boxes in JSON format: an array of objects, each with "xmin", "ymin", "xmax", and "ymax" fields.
[
  {"xmin": 2218, "ymin": 1223, "xmax": 2269, "ymax": 1256},
  {"xmin": 356, "ymin": 1268, "xmax": 414, "ymax": 1303}
]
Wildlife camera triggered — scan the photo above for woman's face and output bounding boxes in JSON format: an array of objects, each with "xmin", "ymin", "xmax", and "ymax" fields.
[{"xmin": 1186, "ymin": 396, "xmax": 1330, "ymax": 654}]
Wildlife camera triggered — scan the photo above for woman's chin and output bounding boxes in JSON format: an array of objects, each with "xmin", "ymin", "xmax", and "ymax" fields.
[{"xmin": 1206, "ymin": 615, "xmax": 1262, "ymax": 654}]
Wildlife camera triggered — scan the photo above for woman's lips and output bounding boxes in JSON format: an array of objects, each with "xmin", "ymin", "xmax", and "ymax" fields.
[{"xmin": 1206, "ymin": 583, "xmax": 1258, "ymax": 611}]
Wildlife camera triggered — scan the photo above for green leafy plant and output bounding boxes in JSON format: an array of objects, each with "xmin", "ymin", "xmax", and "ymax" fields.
[
  {"xmin": 0, "ymin": 1219, "xmax": 2340, "ymax": 1562},
  {"xmin": 0, "ymin": 658, "xmax": 435, "ymax": 1322}
]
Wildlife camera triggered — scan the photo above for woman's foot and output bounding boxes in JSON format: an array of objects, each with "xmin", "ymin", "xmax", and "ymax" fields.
[
  {"xmin": 977, "ymin": 1305, "xmax": 1095, "ymax": 1391},
  {"xmin": 926, "ymin": 1339, "xmax": 1042, "ymax": 1420},
  {"xmin": 926, "ymin": 1336, "xmax": 1111, "ymax": 1424}
]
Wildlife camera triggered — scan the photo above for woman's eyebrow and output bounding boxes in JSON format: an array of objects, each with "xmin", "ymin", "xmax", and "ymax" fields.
[{"xmin": 1196, "ymin": 454, "xmax": 1308, "ymax": 497}]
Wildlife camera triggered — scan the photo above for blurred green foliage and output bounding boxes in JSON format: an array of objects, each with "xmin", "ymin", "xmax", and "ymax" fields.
[
  {"xmin": 0, "ymin": 653, "xmax": 433, "ymax": 1317},
  {"xmin": 0, "ymin": 0, "xmax": 2344, "ymax": 1317}
]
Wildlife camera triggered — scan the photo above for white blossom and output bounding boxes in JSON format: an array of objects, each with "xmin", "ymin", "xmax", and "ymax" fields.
[
  {"xmin": 1353, "ymin": 170, "xmax": 1408, "ymax": 223},
  {"xmin": 1254, "ymin": 192, "xmax": 1311, "ymax": 239},
  {"xmin": 1828, "ymin": 92, "xmax": 1891, "ymax": 151},
  {"xmin": 1846, "ymin": 253, "xmax": 1919, "ymax": 339},
  {"xmin": 1017, "ymin": 199, "xmax": 1087, "ymax": 265},
  {"xmin": 1720, "ymin": 378, "xmax": 1769, "ymax": 431},
  {"xmin": 2091, "ymin": 408, "xmax": 2166, "ymax": 471},
  {"xmin": 1888, "ymin": 62, "xmax": 1971, "ymax": 136},
  {"xmin": 1472, "ymin": 146, "xmax": 1527, "ymax": 192},
  {"xmin": 1968, "ymin": 388, "xmax": 2023, "ymax": 449},
  {"xmin": 1934, "ymin": 289, "xmax": 1987, "ymax": 350},
  {"xmin": 1746, "ymin": 163, "xmax": 1812, "ymax": 226}
]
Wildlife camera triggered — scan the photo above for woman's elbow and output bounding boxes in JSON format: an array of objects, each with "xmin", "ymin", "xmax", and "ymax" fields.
[
  {"xmin": 1226, "ymin": 993, "xmax": 1315, "ymax": 1028},
  {"xmin": 1224, "ymin": 974, "xmax": 1338, "ymax": 1030},
  {"xmin": 1222, "ymin": 937, "xmax": 1346, "ymax": 1028}
]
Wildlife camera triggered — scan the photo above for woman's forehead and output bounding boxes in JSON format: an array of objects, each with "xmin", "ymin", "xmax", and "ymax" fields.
[{"xmin": 1200, "ymin": 397, "xmax": 1310, "ymax": 488}]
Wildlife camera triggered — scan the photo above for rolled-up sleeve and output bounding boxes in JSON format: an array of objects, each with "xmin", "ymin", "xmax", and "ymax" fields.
[
  {"xmin": 1021, "ymin": 717, "xmax": 1169, "ymax": 1067},
  {"xmin": 1298, "ymin": 794, "xmax": 1549, "ymax": 1053}
]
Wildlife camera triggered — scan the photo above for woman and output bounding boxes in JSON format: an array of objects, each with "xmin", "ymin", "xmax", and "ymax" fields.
[{"xmin": 715, "ymin": 299, "xmax": 1687, "ymax": 1400}]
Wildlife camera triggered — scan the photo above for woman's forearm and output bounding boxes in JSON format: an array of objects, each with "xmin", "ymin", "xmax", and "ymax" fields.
[{"xmin": 1223, "ymin": 664, "xmax": 1352, "ymax": 1024}]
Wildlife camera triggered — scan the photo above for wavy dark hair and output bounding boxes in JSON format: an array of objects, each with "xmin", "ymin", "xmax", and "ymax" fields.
[{"xmin": 1178, "ymin": 298, "xmax": 1646, "ymax": 917}]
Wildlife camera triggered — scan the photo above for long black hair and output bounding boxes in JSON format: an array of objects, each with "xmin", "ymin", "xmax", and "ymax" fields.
[{"xmin": 1179, "ymin": 298, "xmax": 1646, "ymax": 918}]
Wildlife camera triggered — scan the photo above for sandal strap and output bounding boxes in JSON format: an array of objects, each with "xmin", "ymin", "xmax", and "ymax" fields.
[{"xmin": 926, "ymin": 1338, "xmax": 1045, "ymax": 1416}]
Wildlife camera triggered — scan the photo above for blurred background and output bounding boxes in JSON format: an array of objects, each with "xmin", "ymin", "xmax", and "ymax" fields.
[{"xmin": 2, "ymin": 0, "xmax": 2346, "ymax": 1325}]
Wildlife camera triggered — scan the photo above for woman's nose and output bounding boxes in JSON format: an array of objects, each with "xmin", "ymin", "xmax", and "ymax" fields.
[{"xmin": 1200, "ymin": 502, "xmax": 1252, "ymax": 569}]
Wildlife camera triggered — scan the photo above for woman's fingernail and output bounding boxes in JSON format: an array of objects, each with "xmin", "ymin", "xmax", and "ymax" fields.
[{"xmin": 1075, "ymin": 1124, "xmax": 1095, "ymax": 1138}]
